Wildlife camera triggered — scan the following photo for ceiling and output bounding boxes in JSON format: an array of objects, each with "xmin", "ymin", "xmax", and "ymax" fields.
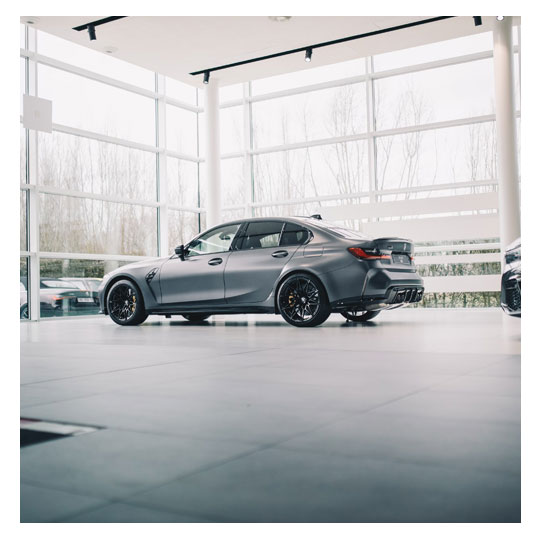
[{"xmin": 20, "ymin": 16, "xmax": 508, "ymax": 87}]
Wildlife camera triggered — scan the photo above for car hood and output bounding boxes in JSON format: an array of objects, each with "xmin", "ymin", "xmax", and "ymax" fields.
[
  {"xmin": 105, "ymin": 257, "xmax": 167, "ymax": 278},
  {"xmin": 505, "ymin": 237, "xmax": 521, "ymax": 252}
]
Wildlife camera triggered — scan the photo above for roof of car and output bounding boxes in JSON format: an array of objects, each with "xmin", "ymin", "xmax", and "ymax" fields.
[{"xmin": 217, "ymin": 216, "xmax": 321, "ymax": 226}]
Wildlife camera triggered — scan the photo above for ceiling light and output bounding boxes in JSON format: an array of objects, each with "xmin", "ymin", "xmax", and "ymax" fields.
[
  {"xmin": 473, "ymin": 16, "xmax": 482, "ymax": 26},
  {"xmin": 191, "ymin": 16, "xmax": 456, "ymax": 79},
  {"xmin": 24, "ymin": 17, "xmax": 40, "ymax": 25},
  {"xmin": 103, "ymin": 46, "xmax": 118, "ymax": 54},
  {"xmin": 203, "ymin": 71, "xmax": 210, "ymax": 84},
  {"xmin": 496, "ymin": 16, "xmax": 505, "ymax": 21},
  {"xmin": 305, "ymin": 47, "xmax": 313, "ymax": 62},
  {"xmin": 268, "ymin": 16, "xmax": 291, "ymax": 22},
  {"xmin": 87, "ymin": 24, "xmax": 96, "ymax": 41}
]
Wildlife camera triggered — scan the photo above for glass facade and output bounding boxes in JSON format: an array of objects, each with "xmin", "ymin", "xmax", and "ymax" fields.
[
  {"xmin": 20, "ymin": 23, "xmax": 521, "ymax": 319},
  {"xmin": 20, "ymin": 24, "xmax": 202, "ymax": 319}
]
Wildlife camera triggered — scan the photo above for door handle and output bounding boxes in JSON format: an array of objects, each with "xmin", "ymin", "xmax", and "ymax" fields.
[
  {"xmin": 208, "ymin": 257, "xmax": 223, "ymax": 266},
  {"xmin": 271, "ymin": 250, "xmax": 289, "ymax": 258}
]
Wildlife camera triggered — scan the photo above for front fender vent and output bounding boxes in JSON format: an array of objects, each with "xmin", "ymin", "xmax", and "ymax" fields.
[{"xmin": 145, "ymin": 268, "xmax": 158, "ymax": 285}]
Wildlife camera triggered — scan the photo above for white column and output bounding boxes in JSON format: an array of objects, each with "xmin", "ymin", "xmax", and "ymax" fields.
[
  {"xmin": 204, "ymin": 78, "xmax": 221, "ymax": 227},
  {"xmin": 493, "ymin": 16, "xmax": 520, "ymax": 259}
]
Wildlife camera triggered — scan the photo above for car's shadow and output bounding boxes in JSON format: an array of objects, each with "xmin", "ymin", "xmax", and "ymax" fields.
[{"xmin": 143, "ymin": 319, "xmax": 381, "ymax": 328}]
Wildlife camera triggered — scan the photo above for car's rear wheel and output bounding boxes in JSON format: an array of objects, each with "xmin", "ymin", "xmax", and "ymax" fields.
[
  {"xmin": 277, "ymin": 273, "xmax": 331, "ymax": 327},
  {"xmin": 341, "ymin": 310, "xmax": 380, "ymax": 322},
  {"xmin": 20, "ymin": 304, "xmax": 28, "ymax": 319},
  {"xmin": 182, "ymin": 313, "xmax": 211, "ymax": 322},
  {"xmin": 107, "ymin": 279, "xmax": 147, "ymax": 326}
]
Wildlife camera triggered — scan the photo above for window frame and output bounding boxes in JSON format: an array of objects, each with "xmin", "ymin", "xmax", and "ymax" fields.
[
  {"xmin": 233, "ymin": 220, "xmax": 287, "ymax": 252},
  {"xmin": 279, "ymin": 221, "xmax": 313, "ymax": 247}
]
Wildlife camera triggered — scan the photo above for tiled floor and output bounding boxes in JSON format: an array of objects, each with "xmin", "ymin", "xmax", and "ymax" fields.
[{"xmin": 20, "ymin": 309, "xmax": 521, "ymax": 523}]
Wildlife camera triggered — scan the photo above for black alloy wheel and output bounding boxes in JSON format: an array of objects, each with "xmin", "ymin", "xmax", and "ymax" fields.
[
  {"xmin": 107, "ymin": 279, "xmax": 148, "ymax": 326},
  {"xmin": 341, "ymin": 310, "xmax": 381, "ymax": 322},
  {"xmin": 277, "ymin": 273, "xmax": 331, "ymax": 327},
  {"xmin": 182, "ymin": 314, "xmax": 211, "ymax": 322},
  {"xmin": 20, "ymin": 304, "xmax": 29, "ymax": 319}
]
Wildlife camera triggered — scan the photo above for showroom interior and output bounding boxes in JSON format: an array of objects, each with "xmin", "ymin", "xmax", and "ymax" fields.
[{"xmin": 19, "ymin": 15, "xmax": 521, "ymax": 523}]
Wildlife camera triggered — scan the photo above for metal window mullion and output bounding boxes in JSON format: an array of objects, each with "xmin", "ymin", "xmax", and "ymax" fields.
[
  {"xmin": 242, "ymin": 81, "xmax": 251, "ymax": 218},
  {"xmin": 366, "ymin": 56, "xmax": 377, "ymax": 207},
  {"xmin": 196, "ymin": 87, "xmax": 202, "ymax": 231},
  {"xmin": 247, "ymin": 74, "xmax": 368, "ymax": 104},
  {"xmin": 221, "ymin": 151, "xmax": 244, "ymax": 160},
  {"xmin": 164, "ymin": 149, "xmax": 202, "ymax": 163},
  {"xmin": 156, "ymin": 74, "xmax": 168, "ymax": 256},
  {"xmin": 248, "ymin": 82, "xmax": 255, "ymax": 217},
  {"xmin": 21, "ymin": 119, "xmax": 200, "ymax": 162},
  {"xmin": 248, "ymin": 113, "xmax": 497, "ymax": 157},
  {"xmin": 30, "ymin": 51, "xmax": 159, "ymax": 100},
  {"xmin": 49, "ymin": 122, "xmax": 160, "ymax": 154},
  {"xmin": 247, "ymin": 179, "xmax": 498, "ymax": 209},
  {"xmin": 243, "ymin": 49, "xmax": 499, "ymax": 106},
  {"xmin": 33, "ymin": 184, "xmax": 160, "ymax": 208},
  {"xmin": 168, "ymin": 205, "xmax": 204, "ymax": 213},
  {"xmin": 38, "ymin": 251, "xmax": 150, "ymax": 262},
  {"xmin": 160, "ymin": 95, "xmax": 201, "ymax": 113},
  {"xmin": 26, "ymin": 26, "xmax": 40, "ymax": 321}
]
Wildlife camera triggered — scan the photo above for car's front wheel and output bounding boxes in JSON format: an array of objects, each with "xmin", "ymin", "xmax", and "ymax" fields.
[
  {"xmin": 341, "ymin": 310, "xmax": 380, "ymax": 322},
  {"xmin": 277, "ymin": 273, "xmax": 331, "ymax": 327},
  {"xmin": 182, "ymin": 314, "xmax": 211, "ymax": 322},
  {"xmin": 107, "ymin": 279, "xmax": 148, "ymax": 326}
]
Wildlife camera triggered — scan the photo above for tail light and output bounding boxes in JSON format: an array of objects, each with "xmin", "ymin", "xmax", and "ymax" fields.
[{"xmin": 348, "ymin": 247, "xmax": 390, "ymax": 260}]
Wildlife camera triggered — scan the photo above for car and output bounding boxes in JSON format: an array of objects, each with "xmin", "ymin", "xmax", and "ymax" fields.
[
  {"xmin": 501, "ymin": 237, "xmax": 521, "ymax": 317},
  {"xmin": 58, "ymin": 277, "xmax": 103, "ymax": 300},
  {"xmin": 97, "ymin": 216, "xmax": 424, "ymax": 327},
  {"xmin": 20, "ymin": 278, "xmax": 99, "ymax": 319}
]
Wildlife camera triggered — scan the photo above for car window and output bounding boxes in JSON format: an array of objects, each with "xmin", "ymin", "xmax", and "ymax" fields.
[
  {"xmin": 86, "ymin": 279, "xmax": 102, "ymax": 291},
  {"xmin": 186, "ymin": 223, "xmax": 241, "ymax": 256},
  {"xmin": 236, "ymin": 221, "xmax": 284, "ymax": 251},
  {"xmin": 280, "ymin": 222, "xmax": 311, "ymax": 247}
]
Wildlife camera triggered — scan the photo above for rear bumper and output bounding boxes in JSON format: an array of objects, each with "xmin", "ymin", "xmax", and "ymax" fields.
[
  {"xmin": 501, "ymin": 268, "xmax": 521, "ymax": 317},
  {"xmin": 329, "ymin": 267, "xmax": 424, "ymax": 311}
]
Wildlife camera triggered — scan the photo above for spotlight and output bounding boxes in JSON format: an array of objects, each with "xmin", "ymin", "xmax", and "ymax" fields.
[
  {"xmin": 87, "ymin": 24, "xmax": 96, "ymax": 41},
  {"xmin": 473, "ymin": 16, "xmax": 482, "ymax": 26},
  {"xmin": 203, "ymin": 71, "xmax": 210, "ymax": 84},
  {"xmin": 305, "ymin": 47, "xmax": 313, "ymax": 62},
  {"xmin": 496, "ymin": 16, "xmax": 505, "ymax": 21}
]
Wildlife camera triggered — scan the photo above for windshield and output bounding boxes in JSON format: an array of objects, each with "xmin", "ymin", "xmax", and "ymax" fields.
[
  {"xmin": 41, "ymin": 280, "xmax": 79, "ymax": 289},
  {"xmin": 86, "ymin": 279, "xmax": 102, "ymax": 291}
]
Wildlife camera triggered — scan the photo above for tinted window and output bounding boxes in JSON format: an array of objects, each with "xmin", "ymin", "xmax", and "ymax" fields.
[
  {"xmin": 186, "ymin": 223, "xmax": 240, "ymax": 256},
  {"xmin": 280, "ymin": 222, "xmax": 311, "ymax": 247},
  {"xmin": 237, "ymin": 221, "xmax": 284, "ymax": 250}
]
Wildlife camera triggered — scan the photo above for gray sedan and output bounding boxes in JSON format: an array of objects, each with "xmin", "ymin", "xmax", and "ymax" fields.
[{"xmin": 98, "ymin": 216, "xmax": 424, "ymax": 327}]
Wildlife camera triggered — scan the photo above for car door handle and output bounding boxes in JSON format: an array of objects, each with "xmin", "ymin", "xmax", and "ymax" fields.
[
  {"xmin": 271, "ymin": 250, "xmax": 289, "ymax": 258},
  {"xmin": 208, "ymin": 257, "xmax": 223, "ymax": 266}
]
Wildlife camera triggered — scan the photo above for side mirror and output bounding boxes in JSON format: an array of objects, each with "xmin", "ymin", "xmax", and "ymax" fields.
[{"xmin": 175, "ymin": 244, "xmax": 185, "ymax": 260}]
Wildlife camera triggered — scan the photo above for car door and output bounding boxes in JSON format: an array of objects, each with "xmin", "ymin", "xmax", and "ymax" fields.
[
  {"xmin": 224, "ymin": 220, "xmax": 300, "ymax": 304},
  {"xmin": 159, "ymin": 223, "xmax": 241, "ymax": 306}
]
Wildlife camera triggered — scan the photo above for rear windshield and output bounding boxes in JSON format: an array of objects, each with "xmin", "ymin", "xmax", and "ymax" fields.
[{"xmin": 307, "ymin": 220, "xmax": 371, "ymax": 240}]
